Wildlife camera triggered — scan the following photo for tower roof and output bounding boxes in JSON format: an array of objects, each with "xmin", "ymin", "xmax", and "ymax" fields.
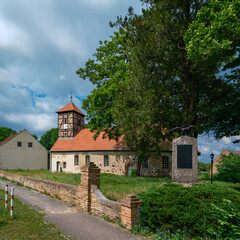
[{"xmin": 56, "ymin": 102, "xmax": 85, "ymax": 116}]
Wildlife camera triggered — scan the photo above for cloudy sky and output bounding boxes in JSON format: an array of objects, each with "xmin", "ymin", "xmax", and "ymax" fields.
[{"xmin": 0, "ymin": 0, "xmax": 239, "ymax": 163}]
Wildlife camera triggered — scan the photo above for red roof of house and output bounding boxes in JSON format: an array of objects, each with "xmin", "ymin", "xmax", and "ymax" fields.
[
  {"xmin": 0, "ymin": 133, "xmax": 19, "ymax": 146},
  {"xmin": 56, "ymin": 102, "xmax": 85, "ymax": 116},
  {"xmin": 50, "ymin": 129, "xmax": 128, "ymax": 152}
]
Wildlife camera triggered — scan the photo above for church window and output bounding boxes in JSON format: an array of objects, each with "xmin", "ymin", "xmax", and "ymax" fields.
[
  {"xmin": 74, "ymin": 155, "xmax": 79, "ymax": 166},
  {"xmin": 17, "ymin": 142, "xmax": 22, "ymax": 147},
  {"xmin": 104, "ymin": 155, "xmax": 109, "ymax": 167},
  {"xmin": 162, "ymin": 156, "xmax": 169, "ymax": 169},
  {"xmin": 63, "ymin": 162, "xmax": 66, "ymax": 168},
  {"xmin": 142, "ymin": 157, "xmax": 149, "ymax": 169},
  {"xmin": 86, "ymin": 155, "xmax": 90, "ymax": 164},
  {"xmin": 28, "ymin": 142, "xmax": 32, "ymax": 147}
]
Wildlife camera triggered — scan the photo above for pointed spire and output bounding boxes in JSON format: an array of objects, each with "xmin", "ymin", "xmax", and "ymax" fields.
[{"xmin": 70, "ymin": 91, "xmax": 73, "ymax": 103}]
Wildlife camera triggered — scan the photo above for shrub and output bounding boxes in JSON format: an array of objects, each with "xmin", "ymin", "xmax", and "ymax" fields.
[
  {"xmin": 137, "ymin": 182, "xmax": 240, "ymax": 238},
  {"xmin": 216, "ymin": 153, "xmax": 240, "ymax": 183},
  {"xmin": 207, "ymin": 199, "xmax": 240, "ymax": 239}
]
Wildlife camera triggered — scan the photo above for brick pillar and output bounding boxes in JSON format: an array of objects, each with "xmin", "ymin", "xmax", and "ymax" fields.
[
  {"xmin": 78, "ymin": 162, "xmax": 100, "ymax": 212},
  {"xmin": 120, "ymin": 195, "xmax": 142, "ymax": 229}
]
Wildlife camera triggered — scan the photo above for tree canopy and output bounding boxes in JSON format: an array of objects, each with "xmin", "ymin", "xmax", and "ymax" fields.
[
  {"xmin": 0, "ymin": 127, "xmax": 17, "ymax": 142},
  {"xmin": 40, "ymin": 128, "xmax": 58, "ymax": 151}
]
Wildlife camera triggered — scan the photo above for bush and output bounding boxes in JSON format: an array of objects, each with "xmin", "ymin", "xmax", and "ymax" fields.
[
  {"xmin": 216, "ymin": 153, "xmax": 240, "ymax": 183},
  {"xmin": 137, "ymin": 182, "xmax": 240, "ymax": 239}
]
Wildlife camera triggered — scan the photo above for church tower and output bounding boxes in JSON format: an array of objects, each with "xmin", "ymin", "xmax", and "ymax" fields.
[{"xmin": 56, "ymin": 102, "xmax": 85, "ymax": 138}]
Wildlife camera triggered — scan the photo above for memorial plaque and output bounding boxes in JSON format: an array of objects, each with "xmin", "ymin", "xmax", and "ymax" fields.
[{"xmin": 177, "ymin": 145, "xmax": 192, "ymax": 168}]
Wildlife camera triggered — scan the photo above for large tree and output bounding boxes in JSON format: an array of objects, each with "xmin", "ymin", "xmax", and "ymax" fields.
[
  {"xmin": 184, "ymin": 0, "xmax": 240, "ymax": 141},
  {"xmin": 77, "ymin": 0, "xmax": 239, "ymax": 174}
]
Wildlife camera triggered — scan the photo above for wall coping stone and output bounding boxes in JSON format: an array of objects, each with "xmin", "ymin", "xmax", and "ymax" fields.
[
  {"xmin": 0, "ymin": 170, "xmax": 77, "ymax": 191},
  {"xmin": 92, "ymin": 185, "xmax": 121, "ymax": 209}
]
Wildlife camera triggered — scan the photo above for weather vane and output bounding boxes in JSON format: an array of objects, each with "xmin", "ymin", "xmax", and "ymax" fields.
[{"xmin": 70, "ymin": 91, "xmax": 73, "ymax": 103}]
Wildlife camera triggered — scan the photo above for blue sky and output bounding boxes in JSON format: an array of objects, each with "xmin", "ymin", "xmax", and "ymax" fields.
[{"xmin": 0, "ymin": 0, "xmax": 239, "ymax": 163}]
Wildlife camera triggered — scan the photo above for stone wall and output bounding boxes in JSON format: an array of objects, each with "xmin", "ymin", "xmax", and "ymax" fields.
[
  {"xmin": 0, "ymin": 171, "xmax": 77, "ymax": 204},
  {"xmin": 0, "ymin": 163, "xmax": 142, "ymax": 229}
]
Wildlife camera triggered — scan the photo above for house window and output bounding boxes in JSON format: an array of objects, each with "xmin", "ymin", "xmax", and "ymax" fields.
[
  {"xmin": 63, "ymin": 162, "xmax": 66, "ymax": 168},
  {"xmin": 162, "ymin": 156, "xmax": 169, "ymax": 169},
  {"xmin": 104, "ymin": 155, "xmax": 109, "ymax": 167},
  {"xmin": 86, "ymin": 155, "xmax": 90, "ymax": 164},
  {"xmin": 142, "ymin": 157, "xmax": 149, "ymax": 169},
  {"xmin": 17, "ymin": 142, "xmax": 22, "ymax": 147},
  {"xmin": 28, "ymin": 142, "xmax": 32, "ymax": 147},
  {"xmin": 74, "ymin": 155, "xmax": 79, "ymax": 166}
]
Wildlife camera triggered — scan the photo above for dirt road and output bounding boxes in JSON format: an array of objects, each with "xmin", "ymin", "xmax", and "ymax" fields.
[{"xmin": 0, "ymin": 179, "xmax": 143, "ymax": 240}]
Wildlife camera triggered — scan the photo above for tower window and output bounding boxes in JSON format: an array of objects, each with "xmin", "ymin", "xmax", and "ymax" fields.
[
  {"xmin": 162, "ymin": 156, "xmax": 169, "ymax": 169},
  {"xmin": 17, "ymin": 142, "xmax": 22, "ymax": 147},
  {"xmin": 64, "ymin": 132, "xmax": 67, "ymax": 137},
  {"xmin": 74, "ymin": 155, "xmax": 79, "ymax": 166},
  {"xmin": 64, "ymin": 118, "xmax": 67, "ymax": 124},
  {"xmin": 104, "ymin": 155, "xmax": 109, "ymax": 167},
  {"xmin": 86, "ymin": 155, "xmax": 90, "ymax": 164},
  {"xmin": 142, "ymin": 157, "xmax": 149, "ymax": 169}
]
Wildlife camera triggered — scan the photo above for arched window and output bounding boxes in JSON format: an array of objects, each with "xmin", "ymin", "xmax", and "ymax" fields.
[
  {"xmin": 74, "ymin": 155, "xmax": 79, "ymax": 166},
  {"xmin": 85, "ymin": 155, "xmax": 90, "ymax": 164}
]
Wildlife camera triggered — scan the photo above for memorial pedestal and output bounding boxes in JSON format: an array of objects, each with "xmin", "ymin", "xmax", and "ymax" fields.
[{"xmin": 172, "ymin": 136, "xmax": 198, "ymax": 183}]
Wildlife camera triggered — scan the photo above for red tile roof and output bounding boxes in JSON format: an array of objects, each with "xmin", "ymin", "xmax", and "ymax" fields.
[
  {"xmin": 50, "ymin": 128, "xmax": 172, "ymax": 152},
  {"xmin": 56, "ymin": 102, "xmax": 85, "ymax": 116},
  {"xmin": 50, "ymin": 129, "xmax": 128, "ymax": 152},
  {"xmin": 0, "ymin": 133, "xmax": 19, "ymax": 146}
]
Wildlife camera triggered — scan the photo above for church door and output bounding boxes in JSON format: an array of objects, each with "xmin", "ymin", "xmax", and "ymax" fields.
[
  {"xmin": 57, "ymin": 161, "xmax": 61, "ymax": 172},
  {"xmin": 127, "ymin": 165, "xmax": 133, "ymax": 176}
]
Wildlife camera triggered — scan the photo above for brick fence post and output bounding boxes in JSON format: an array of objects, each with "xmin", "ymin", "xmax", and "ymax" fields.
[
  {"xmin": 120, "ymin": 195, "xmax": 142, "ymax": 229},
  {"xmin": 78, "ymin": 162, "xmax": 100, "ymax": 213}
]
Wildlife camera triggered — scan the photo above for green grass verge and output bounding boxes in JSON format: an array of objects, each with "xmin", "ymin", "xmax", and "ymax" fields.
[
  {"xmin": 0, "ymin": 189, "xmax": 67, "ymax": 240},
  {"xmin": 5, "ymin": 170, "xmax": 170, "ymax": 201}
]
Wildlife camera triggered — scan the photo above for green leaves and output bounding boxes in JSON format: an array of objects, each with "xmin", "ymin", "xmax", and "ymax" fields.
[
  {"xmin": 0, "ymin": 127, "xmax": 17, "ymax": 142},
  {"xmin": 39, "ymin": 128, "xmax": 58, "ymax": 150}
]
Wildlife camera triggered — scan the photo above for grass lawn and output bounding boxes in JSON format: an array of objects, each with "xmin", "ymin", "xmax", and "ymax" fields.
[
  {"xmin": 5, "ymin": 170, "xmax": 171, "ymax": 201},
  {"xmin": 0, "ymin": 189, "xmax": 67, "ymax": 240}
]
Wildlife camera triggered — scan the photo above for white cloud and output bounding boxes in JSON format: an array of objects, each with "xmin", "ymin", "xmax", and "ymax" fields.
[
  {"xmin": 4, "ymin": 113, "xmax": 55, "ymax": 132},
  {"xmin": 221, "ymin": 136, "xmax": 232, "ymax": 144},
  {"xmin": 199, "ymin": 145, "xmax": 210, "ymax": 154},
  {"xmin": 0, "ymin": 19, "xmax": 32, "ymax": 56}
]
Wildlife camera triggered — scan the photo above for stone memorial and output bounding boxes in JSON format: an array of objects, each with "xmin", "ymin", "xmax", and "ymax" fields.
[{"xmin": 172, "ymin": 135, "xmax": 198, "ymax": 183}]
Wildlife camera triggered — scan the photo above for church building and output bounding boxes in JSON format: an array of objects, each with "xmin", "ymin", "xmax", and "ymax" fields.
[{"xmin": 50, "ymin": 102, "xmax": 172, "ymax": 177}]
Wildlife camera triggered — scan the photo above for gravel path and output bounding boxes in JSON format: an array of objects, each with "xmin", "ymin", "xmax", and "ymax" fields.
[{"xmin": 0, "ymin": 179, "xmax": 144, "ymax": 240}]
